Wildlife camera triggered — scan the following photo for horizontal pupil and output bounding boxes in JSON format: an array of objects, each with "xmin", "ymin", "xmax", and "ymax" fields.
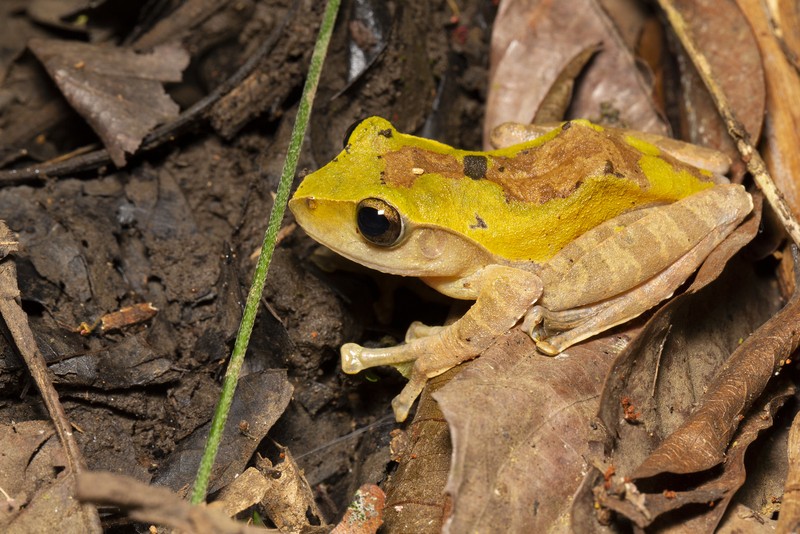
[{"xmin": 358, "ymin": 207, "xmax": 390, "ymax": 236}]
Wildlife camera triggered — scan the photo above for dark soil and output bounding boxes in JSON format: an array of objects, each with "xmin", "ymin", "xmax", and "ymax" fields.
[{"xmin": 0, "ymin": 0, "xmax": 493, "ymax": 529}]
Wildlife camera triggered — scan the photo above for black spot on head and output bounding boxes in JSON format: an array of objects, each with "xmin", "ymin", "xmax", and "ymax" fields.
[
  {"xmin": 498, "ymin": 166, "xmax": 505, "ymax": 172},
  {"xmin": 379, "ymin": 129, "xmax": 393, "ymax": 138},
  {"xmin": 469, "ymin": 214, "xmax": 488, "ymax": 229},
  {"xmin": 463, "ymin": 155, "xmax": 488, "ymax": 180}
]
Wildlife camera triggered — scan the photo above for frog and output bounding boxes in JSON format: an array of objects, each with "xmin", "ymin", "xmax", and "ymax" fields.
[{"xmin": 288, "ymin": 117, "xmax": 752, "ymax": 422}]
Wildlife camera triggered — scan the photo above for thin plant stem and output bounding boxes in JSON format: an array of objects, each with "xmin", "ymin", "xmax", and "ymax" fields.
[{"xmin": 190, "ymin": 0, "xmax": 342, "ymax": 504}]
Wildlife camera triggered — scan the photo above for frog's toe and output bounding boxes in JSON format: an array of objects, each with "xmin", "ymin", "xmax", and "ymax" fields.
[
  {"xmin": 534, "ymin": 338, "xmax": 561, "ymax": 356},
  {"xmin": 341, "ymin": 343, "xmax": 366, "ymax": 373},
  {"xmin": 521, "ymin": 306, "xmax": 544, "ymax": 335},
  {"xmin": 405, "ymin": 321, "xmax": 445, "ymax": 342}
]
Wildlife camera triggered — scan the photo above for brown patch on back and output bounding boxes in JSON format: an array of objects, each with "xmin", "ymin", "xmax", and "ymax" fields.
[
  {"xmin": 382, "ymin": 146, "xmax": 464, "ymax": 187},
  {"xmin": 486, "ymin": 123, "xmax": 650, "ymax": 203}
]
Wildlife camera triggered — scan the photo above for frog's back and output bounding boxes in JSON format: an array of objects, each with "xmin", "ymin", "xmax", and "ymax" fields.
[{"xmin": 294, "ymin": 118, "xmax": 718, "ymax": 263}]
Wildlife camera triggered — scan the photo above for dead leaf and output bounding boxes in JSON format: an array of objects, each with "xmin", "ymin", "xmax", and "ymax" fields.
[
  {"xmin": 485, "ymin": 0, "xmax": 667, "ymax": 147},
  {"xmin": 331, "ymin": 484, "xmax": 386, "ymax": 534},
  {"xmin": 662, "ymin": 0, "xmax": 765, "ymax": 179},
  {"xmin": 213, "ymin": 467, "xmax": 270, "ymax": 518},
  {"xmin": 381, "ymin": 369, "xmax": 460, "ymax": 533},
  {"xmin": 735, "ymin": 0, "xmax": 800, "ymax": 217},
  {"xmin": 152, "ymin": 370, "xmax": 293, "ymax": 494},
  {"xmin": 256, "ymin": 445, "xmax": 325, "ymax": 532},
  {"xmin": 28, "ymin": 38, "xmax": 188, "ymax": 166},
  {"xmin": 434, "ymin": 329, "xmax": 635, "ymax": 532},
  {"xmin": 596, "ymin": 380, "xmax": 793, "ymax": 529}
]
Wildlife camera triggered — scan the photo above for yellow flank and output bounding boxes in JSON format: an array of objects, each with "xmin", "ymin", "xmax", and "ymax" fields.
[{"xmin": 292, "ymin": 117, "xmax": 716, "ymax": 263}]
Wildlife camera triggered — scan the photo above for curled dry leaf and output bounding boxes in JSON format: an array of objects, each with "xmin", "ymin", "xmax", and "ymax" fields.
[
  {"xmin": 28, "ymin": 38, "xmax": 189, "ymax": 167},
  {"xmin": 256, "ymin": 445, "xmax": 324, "ymax": 532},
  {"xmin": 632, "ymin": 284, "xmax": 799, "ymax": 479},
  {"xmin": 485, "ymin": 0, "xmax": 666, "ymax": 147},
  {"xmin": 596, "ymin": 381, "xmax": 793, "ymax": 529}
]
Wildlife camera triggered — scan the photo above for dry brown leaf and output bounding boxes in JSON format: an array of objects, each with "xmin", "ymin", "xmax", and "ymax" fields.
[
  {"xmin": 212, "ymin": 467, "xmax": 270, "ymax": 518},
  {"xmin": 256, "ymin": 445, "xmax": 325, "ymax": 531},
  {"xmin": 735, "ymin": 0, "xmax": 800, "ymax": 217},
  {"xmin": 434, "ymin": 328, "xmax": 636, "ymax": 532},
  {"xmin": 485, "ymin": 0, "xmax": 667, "ymax": 147},
  {"xmin": 28, "ymin": 38, "xmax": 188, "ymax": 167},
  {"xmin": 663, "ymin": 0, "xmax": 765, "ymax": 179},
  {"xmin": 381, "ymin": 369, "xmax": 460, "ymax": 533},
  {"xmin": 596, "ymin": 381, "xmax": 792, "ymax": 529}
]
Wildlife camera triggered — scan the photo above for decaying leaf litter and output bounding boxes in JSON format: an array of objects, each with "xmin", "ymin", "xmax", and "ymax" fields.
[{"xmin": 0, "ymin": 0, "xmax": 798, "ymax": 532}]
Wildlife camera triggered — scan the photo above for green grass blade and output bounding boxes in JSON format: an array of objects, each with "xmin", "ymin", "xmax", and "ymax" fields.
[{"xmin": 190, "ymin": 0, "xmax": 342, "ymax": 504}]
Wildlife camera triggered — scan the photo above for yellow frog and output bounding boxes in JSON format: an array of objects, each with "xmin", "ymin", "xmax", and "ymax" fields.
[{"xmin": 288, "ymin": 117, "xmax": 752, "ymax": 422}]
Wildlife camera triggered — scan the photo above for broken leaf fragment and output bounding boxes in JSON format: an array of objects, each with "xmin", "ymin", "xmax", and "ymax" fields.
[{"xmin": 28, "ymin": 38, "xmax": 189, "ymax": 166}]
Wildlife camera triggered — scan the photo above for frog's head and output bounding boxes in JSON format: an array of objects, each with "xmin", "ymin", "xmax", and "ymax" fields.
[{"xmin": 289, "ymin": 117, "xmax": 495, "ymax": 278}]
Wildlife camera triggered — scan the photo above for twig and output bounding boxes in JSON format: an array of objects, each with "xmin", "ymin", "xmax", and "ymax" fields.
[{"xmin": 0, "ymin": 222, "xmax": 102, "ymax": 531}]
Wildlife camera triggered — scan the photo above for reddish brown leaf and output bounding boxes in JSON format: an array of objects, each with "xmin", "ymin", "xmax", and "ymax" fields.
[
  {"xmin": 596, "ymin": 381, "xmax": 792, "ymax": 529},
  {"xmin": 331, "ymin": 484, "xmax": 386, "ymax": 534},
  {"xmin": 28, "ymin": 38, "xmax": 188, "ymax": 166}
]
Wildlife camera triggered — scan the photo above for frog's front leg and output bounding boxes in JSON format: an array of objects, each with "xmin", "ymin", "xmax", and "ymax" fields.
[{"xmin": 341, "ymin": 265, "xmax": 543, "ymax": 421}]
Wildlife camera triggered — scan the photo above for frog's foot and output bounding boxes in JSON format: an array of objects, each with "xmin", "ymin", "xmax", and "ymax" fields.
[
  {"xmin": 341, "ymin": 335, "xmax": 469, "ymax": 422},
  {"xmin": 341, "ymin": 342, "xmax": 418, "ymax": 377},
  {"xmin": 405, "ymin": 321, "xmax": 445, "ymax": 342},
  {"xmin": 343, "ymin": 264, "xmax": 544, "ymax": 421}
]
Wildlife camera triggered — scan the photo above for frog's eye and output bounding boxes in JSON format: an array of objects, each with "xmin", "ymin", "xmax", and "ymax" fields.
[
  {"xmin": 356, "ymin": 198, "xmax": 403, "ymax": 246},
  {"xmin": 343, "ymin": 118, "xmax": 368, "ymax": 148}
]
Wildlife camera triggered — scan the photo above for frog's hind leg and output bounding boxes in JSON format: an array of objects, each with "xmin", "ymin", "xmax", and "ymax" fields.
[
  {"xmin": 526, "ymin": 184, "xmax": 752, "ymax": 354},
  {"xmin": 526, "ymin": 215, "xmax": 742, "ymax": 355}
]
